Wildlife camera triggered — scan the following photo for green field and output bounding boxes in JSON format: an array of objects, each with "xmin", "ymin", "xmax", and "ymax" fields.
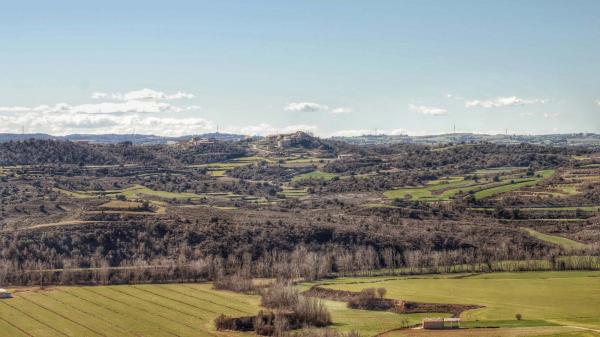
[
  {"xmin": 292, "ymin": 170, "xmax": 338, "ymax": 182},
  {"xmin": 384, "ymin": 170, "xmax": 554, "ymax": 202},
  {"xmin": 470, "ymin": 206, "xmax": 600, "ymax": 213},
  {"xmin": 54, "ymin": 184, "xmax": 275, "ymax": 204},
  {"xmin": 316, "ymin": 271, "xmax": 600, "ymax": 331},
  {"xmin": 523, "ymin": 228, "xmax": 589, "ymax": 250},
  {"xmin": 473, "ymin": 169, "xmax": 555, "ymax": 200},
  {"xmin": 472, "ymin": 167, "xmax": 528, "ymax": 175},
  {"xmin": 0, "ymin": 283, "xmax": 452, "ymax": 337},
  {"xmin": 0, "ymin": 283, "xmax": 256, "ymax": 337},
  {"xmin": 281, "ymin": 186, "xmax": 309, "ymax": 197},
  {"xmin": 188, "ymin": 156, "xmax": 271, "ymax": 176}
]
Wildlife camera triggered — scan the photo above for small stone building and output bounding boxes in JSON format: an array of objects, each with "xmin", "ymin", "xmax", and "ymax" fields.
[
  {"xmin": 0, "ymin": 288, "xmax": 12, "ymax": 299},
  {"xmin": 422, "ymin": 317, "xmax": 460, "ymax": 329}
]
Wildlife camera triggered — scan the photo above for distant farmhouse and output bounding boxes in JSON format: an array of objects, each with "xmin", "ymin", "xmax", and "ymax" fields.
[
  {"xmin": 422, "ymin": 317, "xmax": 460, "ymax": 330},
  {"xmin": 0, "ymin": 288, "xmax": 12, "ymax": 299}
]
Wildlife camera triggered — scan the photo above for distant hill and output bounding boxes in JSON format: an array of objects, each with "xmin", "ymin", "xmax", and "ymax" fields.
[
  {"xmin": 1, "ymin": 132, "xmax": 599, "ymax": 147},
  {"xmin": 0, "ymin": 132, "xmax": 247, "ymax": 144},
  {"xmin": 332, "ymin": 133, "xmax": 600, "ymax": 147}
]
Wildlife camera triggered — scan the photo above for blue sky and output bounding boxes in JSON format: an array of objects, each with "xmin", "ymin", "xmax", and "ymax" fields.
[{"xmin": 0, "ymin": 0, "xmax": 598, "ymax": 136}]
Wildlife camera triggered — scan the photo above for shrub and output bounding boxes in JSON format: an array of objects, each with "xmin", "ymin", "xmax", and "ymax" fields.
[
  {"xmin": 294, "ymin": 296, "xmax": 331, "ymax": 327},
  {"xmin": 515, "ymin": 313, "xmax": 522, "ymax": 320},
  {"xmin": 347, "ymin": 288, "xmax": 392, "ymax": 311},
  {"xmin": 261, "ymin": 282, "xmax": 300, "ymax": 309},
  {"xmin": 213, "ymin": 272, "xmax": 254, "ymax": 293}
]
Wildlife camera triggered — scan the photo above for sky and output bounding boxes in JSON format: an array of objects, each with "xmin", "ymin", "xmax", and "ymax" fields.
[{"xmin": 0, "ymin": 0, "xmax": 599, "ymax": 137}]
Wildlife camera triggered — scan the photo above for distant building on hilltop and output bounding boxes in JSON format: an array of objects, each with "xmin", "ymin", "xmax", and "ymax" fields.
[
  {"xmin": 179, "ymin": 137, "xmax": 214, "ymax": 146},
  {"xmin": 267, "ymin": 131, "xmax": 315, "ymax": 149},
  {"xmin": 337, "ymin": 153, "xmax": 354, "ymax": 160}
]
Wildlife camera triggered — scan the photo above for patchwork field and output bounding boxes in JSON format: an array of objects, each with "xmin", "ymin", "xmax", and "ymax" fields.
[
  {"xmin": 54, "ymin": 184, "xmax": 271, "ymax": 205},
  {"xmin": 315, "ymin": 271, "xmax": 600, "ymax": 332},
  {"xmin": 0, "ymin": 283, "xmax": 451, "ymax": 337},
  {"xmin": 384, "ymin": 169, "xmax": 554, "ymax": 202}
]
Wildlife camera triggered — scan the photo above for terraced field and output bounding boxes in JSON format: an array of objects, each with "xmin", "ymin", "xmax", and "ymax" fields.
[
  {"xmin": 384, "ymin": 169, "xmax": 554, "ymax": 201},
  {"xmin": 189, "ymin": 156, "xmax": 271, "ymax": 176},
  {"xmin": 54, "ymin": 184, "xmax": 270, "ymax": 204},
  {"xmin": 522, "ymin": 228, "xmax": 589, "ymax": 250},
  {"xmin": 291, "ymin": 170, "xmax": 338, "ymax": 182}
]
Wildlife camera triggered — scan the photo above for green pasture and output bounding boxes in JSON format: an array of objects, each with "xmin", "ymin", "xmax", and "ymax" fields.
[
  {"xmin": 472, "ymin": 167, "xmax": 528, "ymax": 175},
  {"xmin": 473, "ymin": 169, "xmax": 555, "ymax": 199},
  {"xmin": 316, "ymin": 271, "xmax": 600, "ymax": 331},
  {"xmin": 291, "ymin": 170, "xmax": 338, "ymax": 182},
  {"xmin": 470, "ymin": 206, "xmax": 600, "ymax": 212},
  {"xmin": 281, "ymin": 186, "xmax": 309, "ymax": 198},
  {"xmin": 522, "ymin": 228, "xmax": 589, "ymax": 250},
  {"xmin": 54, "ymin": 185, "xmax": 272, "ymax": 205},
  {"xmin": 384, "ymin": 169, "xmax": 554, "ymax": 202}
]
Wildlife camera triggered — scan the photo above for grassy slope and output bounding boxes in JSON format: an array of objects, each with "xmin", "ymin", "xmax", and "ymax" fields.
[
  {"xmin": 384, "ymin": 169, "xmax": 554, "ymax": 202},
  {"xmin": 522, "ymin": 228, "xmax": 589, "ymax": 250},
  {"xmin": 292, "ymin": 170, "xmax": 338, "ymax": 182},
  {"xmin": 473, "ymin": 169, "xmax": 555, "ymax": 200},
  {"xmin": 317, "ymin": 271, "xmax": 600, "ymax": 330}
]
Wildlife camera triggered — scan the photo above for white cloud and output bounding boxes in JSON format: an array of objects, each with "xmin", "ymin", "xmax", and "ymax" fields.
[
  {"xmin": 331, "ymin": 107, "xmax": 352, "ymax": 114},
  {"xmin": 596, "ymin": 100, "xmax": 600, "ymax": 106},
  {"xmin": 0, "ymin": 111, "xmax": 215, "ymax": 137},
  {"xmin": 0, "ymin": 101, "xmax": 182, "ymax": 115},
  {"xmin": 284, "ymin": 102, "xmax": 351, "ymax": 114},
  {"xmin": 409, "ymin": 104, "xmax": 447, "ymax": 116},
  {"xmin": 91, "ymin": 88, "xmax": 195, "ymax": 101},
  {"xmin": 466, "ymin": 96, "xmax": 545, "ymax": 108},
  {"xmin": 284, "ymin": 102, "xmax": 329, "ymax": 113}
]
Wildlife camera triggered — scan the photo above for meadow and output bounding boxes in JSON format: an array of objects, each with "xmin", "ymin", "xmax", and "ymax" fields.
[
  {"xmin": 522, "ymin": 228, "xmax": 589, "ymax": 250},
  {"xmin": 291, "ymin": 170, "xmax": 338, "ymax": 182},
  {"xmin": 316, "ymin": 271, "xmax": 600, "ymax": 332}
]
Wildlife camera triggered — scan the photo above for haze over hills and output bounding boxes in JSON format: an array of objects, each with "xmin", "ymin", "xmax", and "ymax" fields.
[{"xmin": 1, "ymin": 131, "xmax": 599, "ymax": 147}]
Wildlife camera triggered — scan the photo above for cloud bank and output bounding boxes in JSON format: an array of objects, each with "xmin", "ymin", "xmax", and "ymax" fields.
[
  {"xmin": 284, "ymin": 102, "xmax": 351, "ymax": 114},
  {"xmin": 92, "ymin": 88, "xmax": 195, "ymax": 101},
  {"xmin": 466, "ymin": 96, "xmax": 545, "ymax": 108},
  {"xmin": 0, "ymin": 88, "xmax": 319, "ymax": 137}
]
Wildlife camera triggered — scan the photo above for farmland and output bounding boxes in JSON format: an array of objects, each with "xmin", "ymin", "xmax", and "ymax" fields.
[
  {"xmin": 0, "ymin": 284, "xmax": 450, "ymax": 337},
  {"xmin": 0, "ymin": 135, "xmax": 599, "ymax": 337},
  {"xmin": 383, "ymin": 168, "xmax": 554, "ymax": 201},
  {"xmin": 316, "ymin": 271, "xmax": 600, "ymax": 332},
  {"xmin": 2, "ymin": 271, "xmax": 599, "ymax": 337}
]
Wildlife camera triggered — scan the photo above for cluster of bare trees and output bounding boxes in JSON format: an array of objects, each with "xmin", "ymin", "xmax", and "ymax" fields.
[
  {"xmin": 216, "ymin": 281, "xmax": 331, "ymax": 336},
  {"xmin": 2, "ymin": 243, "xmax": 599, "ymax": 286}
]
